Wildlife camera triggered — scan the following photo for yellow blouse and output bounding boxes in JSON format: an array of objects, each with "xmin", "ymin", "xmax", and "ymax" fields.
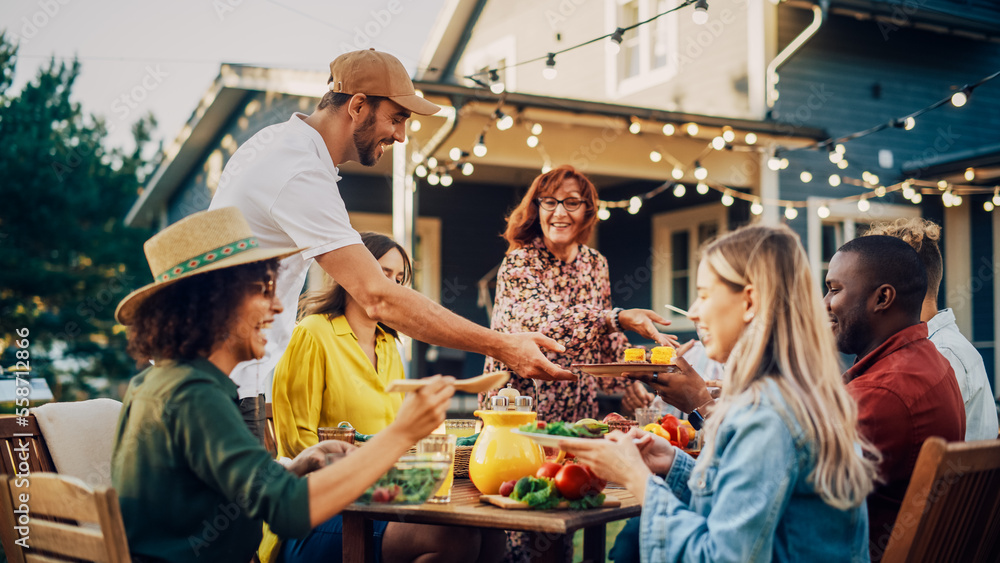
[{"xmin": 271, "ymin": 314, "xmax": 405, "ymax": 458}]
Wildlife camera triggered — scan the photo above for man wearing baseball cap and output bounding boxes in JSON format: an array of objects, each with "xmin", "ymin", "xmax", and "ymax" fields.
[{"xmin": 210, "ymin": 50, "xmax": 573, "ymax": 422}]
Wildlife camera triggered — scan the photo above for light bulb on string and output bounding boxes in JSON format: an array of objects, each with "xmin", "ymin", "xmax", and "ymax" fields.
[
  {"xmin": 745, "ymin": 132, "xmax": 757, "ymax": 144},
  {"xmin": 829, "ymin": 150, "xmax": 843, "ymax": 164},
  {"xmin": 649, "ymin": 151, "xmax": 662, "ymax": 163},
  {"xmin": 785, "ymin": 206, "xmax": 798, "ymax": 220},
  {"xmin": 496, "ymin": 112, "xmax": 514, "ymax": 131},
  {"xmin": 951, "ymin": 89, "xmax": 969, "ymax": 107},
  {"xmin": 531, "ymin": 123, "xmax": 543, "ymax": 135},
  {"xmin": 473, "ymin": 134, "xmax": 488, "ymax": 157},
  {"xmin": 488, "ymin": 70, "xmax": 505, "ymax": 94},
  {"xmin": 415, "ymin": 164, "xmax": 428, "ymax": 178},
  {"xmin": 607, "ymin": 28, "xmax": 624, "ymax": 55},
  {"xmin": 526, "ymin": 135, "xmax": 539, "ymax": 148},
  {"xmin": 829, "ymin": 174, "xmax": 841, "ymax": 187},
  {"xmin": 858, "ymin": 198, "xmax": 871, "ymax": 212},
  {"xmin": 409, "ymin": 120, "xmax": 421, "ymax": 132},
  {"xmin": 721, "ymin": 192, "xmax": 734, "ymax": 207},
  {"xmin": 671, "ymin": 167, "xmax": 684, "ymax": 180},
  {"xmin": 953, "ymin": 195, "xmax": 963, "ymax": 207},
  {"xmin": 938, "ymin": 180, "xmax": 949, "ymax": 190},
  {"xmin": 694, "ymin": 163, "xmax": 708, "ymax": 180},
  {"xmin": 427, "ymin": 156, "xmax": 438, "ymax": 168},
  {"xmin": 800, "ymin": 171, "xmax": 813, "ymax": 183},
  {"xmin": 411, "ymin": 151, "xmax": 423, "ymax": 164},
  {"xmin": 817, "ymin": 204, "xmax": 831, "ymax": 219},
  {"xmin": 750, "ymin": 200, "xmax": 764, "ymax": 216},
  {"xmin": 767, "ymin": 157, "xmax": 782, "ymax": 171},
  {"xmin": 427, "ymin": 171, "xmax": 440, "ymax": 186},
  {"xmin": 965, "ymin": 168, "xmax": 975, "ymax": 181},
  {"xmin": 722, "ymin": 127, "xmax": 735, "ymax": 143},
  {"xmin": 862, "ymin": 171, "xmax": 872, "ymax": 183},
  {"xmin": 629, "ymin": 119, "xmax": 641, "ymax": 135},
  {"xmin": 869, "ymin": 174, "xmax": 880, "ymax": 185},
  {"xmin": 598, "ymin": 204, "xmax": 611, "ymax": 221},
  {"xmin": 875, "ymin": 186, "xmax": 886, "ymax": 197},
  {"xmin": 461, "ymin": 162, "xmax": 474, "ymax": 176},
  {"xmin": 902, "ymin": 182, "xmax": 915, "ymax": 200},
  {"xmin": 696, "ymin": 182, "xmax": 709, "ymax": 195},
  {"xmin": 837, "ymin": 159, "xmax": 849, "ymax": 169},
  {"xmin": 628, "ymin": 196, "xmax": 642, "ymax": 214},
  {"xmin": 685, "ymin": 123, "xmax": 699, "ymax": 136},
  {"xmin": 541, "ymin": 161, "xmax": 553, "ymax": 174},
  {"xmin": 662, "ymin": 123, "xmax": 675, "ymax": 136},
  {"xmin": 985, "ymin": 201, "xmax": 995, "ymax": 212},
  {"xmin": 692, "ymin": 0, "xmax": 709, "ymax": 24},
  {"xmin": 943, "ymin": 191, "xmax": 954, "ymax": 207},
  {"xmin": 904, "ymin": 116, "xmax": 916, "ymax": 130},
  {"xmin": 449, "ymin": 147, "xmax": 463, "ymax": 161},
  {"xmin": 911, "ymin": 192, "xmax": 922, "ymax": 204},
  {"xmin": 712, "ymin": 136, "xmax": 726, "ymax": 150},
  {"xmin": 993, "ymin": 188, "xmax": 1000, "ymax": 206},
  {"xmin": 673, "ymin": 183, "xmax": 686, "ymax": 198},
  {"xmin": 780, "ymin": 158, "xmax": 789, "ymax": 170},
  {"xmin": 440, "ymin": 173, "xmax": 453, "ymax": 187},
  {"xmin": 835, "ymin": 143, "xmax": 846, "ymax": 155},
  {"xmin": 543, "ymin": 53, "xmax": 557, "ymax": 80}
]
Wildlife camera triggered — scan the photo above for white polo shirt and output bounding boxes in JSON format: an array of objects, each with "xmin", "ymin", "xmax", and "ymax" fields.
[{"xmin": 210, "ymin": 113, "xmax": 362, "ymax": 398}]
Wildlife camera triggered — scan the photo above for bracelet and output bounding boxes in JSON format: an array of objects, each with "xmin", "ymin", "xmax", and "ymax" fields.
[{"xmin": 609, "ymin": 308, "xmax": 623, "ymax": 332}]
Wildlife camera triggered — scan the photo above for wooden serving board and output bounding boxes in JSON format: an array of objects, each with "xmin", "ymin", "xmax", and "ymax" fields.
[{"xmin": 479, "ymin": 493, "xmax": 621, "ymax": 510}]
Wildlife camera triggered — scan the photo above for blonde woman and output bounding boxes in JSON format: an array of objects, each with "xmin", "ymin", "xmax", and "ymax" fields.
[{"xmin": 563, "ymin": 224, "xmax": 878, "ymax": 562}]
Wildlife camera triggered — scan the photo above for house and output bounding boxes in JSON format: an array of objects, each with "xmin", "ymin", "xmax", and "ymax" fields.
[{"xmin": 124, "ymin": 0, "xmax": 1000, "ymax": 402}]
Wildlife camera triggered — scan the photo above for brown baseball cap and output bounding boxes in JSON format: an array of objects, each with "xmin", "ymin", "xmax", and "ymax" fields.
[{"xmin": 329, "ymin": 49, "xmax": 440, "ymax": 116}]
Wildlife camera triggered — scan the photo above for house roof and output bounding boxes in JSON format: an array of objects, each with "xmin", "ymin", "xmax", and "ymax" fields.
[
  {"xmin": 792, "ymin": 0, "xmax": 1000, "ymax": 41},
  {"xmin": 125, "ymin": 63, "xmax": 829, "ymax": 229}
]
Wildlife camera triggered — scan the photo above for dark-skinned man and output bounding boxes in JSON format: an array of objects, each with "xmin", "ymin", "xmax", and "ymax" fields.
[{"xmin": 824, "ymin": 235, "xmax": 964, "ymax": 562}]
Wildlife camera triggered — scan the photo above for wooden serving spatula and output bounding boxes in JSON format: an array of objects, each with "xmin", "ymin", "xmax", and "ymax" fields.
[{"xmin": 385, "ymin": 371, "xmax": 511, "ymax": 394}]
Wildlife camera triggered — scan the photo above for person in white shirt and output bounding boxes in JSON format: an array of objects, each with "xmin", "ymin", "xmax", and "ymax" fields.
[
  {"xmin": 210, "ymin": 49, "xmax": 573, "ymax": 434},
  {"xmin": 866, "ymin": 218, "xmax": 998, "ymax": 441}
]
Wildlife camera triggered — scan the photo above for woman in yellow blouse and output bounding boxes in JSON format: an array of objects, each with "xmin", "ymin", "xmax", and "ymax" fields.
[{"xmin": 273, "ymin": 231, "xmax": 410, "ymax": 445}]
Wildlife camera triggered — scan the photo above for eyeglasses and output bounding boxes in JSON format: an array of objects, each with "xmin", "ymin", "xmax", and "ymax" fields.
[
  {"xmin": 249, "ymin": 279, "xmax": 276, "ymax": 299},
  {"xmin": 536, "ymin": 197, "xmax": 585, "ymax": 212}
]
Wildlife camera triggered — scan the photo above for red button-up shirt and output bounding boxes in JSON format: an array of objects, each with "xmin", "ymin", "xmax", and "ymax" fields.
[{"xmin": 845, "ymin": 322, "xmax": 965, "ymax": 561}]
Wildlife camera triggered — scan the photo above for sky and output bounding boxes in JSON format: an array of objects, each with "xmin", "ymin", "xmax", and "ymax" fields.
[{"xmin": 1, "ymin": 0, "xmax": 447, "ymax": 151}]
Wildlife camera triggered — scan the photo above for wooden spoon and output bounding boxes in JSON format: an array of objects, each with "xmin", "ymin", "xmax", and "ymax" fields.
[{"xmin": 386, "ymin": 371, "xmax": 511, "ymax": 394}]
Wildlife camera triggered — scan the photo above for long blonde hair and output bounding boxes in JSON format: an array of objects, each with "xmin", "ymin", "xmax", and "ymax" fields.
[{"xmin": 695, "ymin": 224, "xmax": 878, "ymax": 509}]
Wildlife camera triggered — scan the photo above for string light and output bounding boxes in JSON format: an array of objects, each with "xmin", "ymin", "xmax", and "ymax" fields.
[
  {"xmin": 673, "ymin": 183, "xmax": 686, "ymax": 197},
  {"xmin": 415, "ymin": 164, "xmax": 428, "ymax": 178},
  {"xmin": 911, "ymin": 192, "xmax": 922, "ymax": 204},
  {"xmin": 531, "ymin": 123, "xmax": 543, "ymax": 135},
  {"xmin": 462, "ymin": 162, "xmax": 474, "ymax": 176},
  {"xmin": 800, "ymin": 171, "xmax": 813, "ymax": 183},
  {"xmin": 598, "ymin": 204, "xmax": 611, "ymax": 220},
  {"xmin": 526, "ymin": 135, "xmax": 539, "ymax": 148},
  {"xmin": 938, "ymin": 180, "xmax": 949, "ymax": 190},
  {"xmin": 694, "ymin": 162, "xmax": 708, "ymax": 180},
  {"xmin": 692, "ymin": 0, "xmax": 709, "ymax": 24},
  {"xmin": 780, "ymin": 158, "xmax": 789, "ymax": 170},
  {"xmin": 829, "ymin": 150, "xmax": 843, "ymax": 164},
  {"xmin": 785, "ymin": 206, "xmax": 798, "ymax": 220},
  {"xmin": 721, "ymin": 192, "xmax": 735, "ymax": 206},
  {"xmin": 628, "ymin": 196, "xmax": 642, "ymax": 214},
  {"xmin": 411, "ymin": 152, "xmax": 423, "ymax": 164},
  {"xmin": 685, "ymin": 123, "xmax": 699, "ymax": 136},
  {"xmin": 993, "ymin": 188, "xmax": 1000, "ymax": 206},
  {"xmin": 750, "ymin": 200, "xmax": 764, "ymax": 215},
  {"xmin": 427, "ymin": 171, "xmax": 440, "ymax": 186},
  {"xmin": 629, "ymin": 118, "xmax": 642, "ymax": 134},
  {"xmin": 427, "ymin": 157, "xmax": 438, "ymax": 168},
  {"xmin": 875, "ymin": 186, "xmax": 886, "ymax": 197},
  {"xmin": 722, "ymin": 127, "xmax": 735, "ymax": 143},
  {"xmin": 817, "ymin": 204, "xmax": 831, "ymax": 218},
  {"xmin": 440, "ymin": 173, "xmax": 453, "ymax": 187},
  {"xmin": 449, "ymin": 147, "xmax": 463, "ymax": 161},
  {"xmin": 495, "ymin": 111, "xmax": 514, "ymax": 131},
  {"xmin": 671, "ymin": 167, "xmax": 684, "ymax": 180},
  {"xmin": 767, "ymin": 157, "xmax": 782, "ymax": 171},
  {"xmin": 903, "ymin": 116, "xmax": 916, "ymax": 130},
  {"xmin": 607, "ymin": 28, "xmax": 625, "ymax": 55},
  {"xmin": 986, "ymin": 201, "xmax": 995, "ymax": 212},
  {"xmin": 744, "ymin": 132, "xmax": 757, "ymax": 145},
  {"xmin": 543, "ymin": 53, "xmax": 557, "ymax": 80},
  {"xmin": 902, "ymin": 182, "xmax": 915, "ymax": 200},
  {"xmin": 541, "ymin": 161, "xmax": 553, "ymax": 174},
  {"xmin": 829, "ymin": 174, "xmax": 841, "ymax": 187},
  {"xmin": 696, "ymin": 182, "xmax": 709, "ymax": 195},
  {"xmin": 662, "ymin": 123, "xmax": 675, "ymax": 136},
  {"xmin": 649, "ymin": 151, "xmax": 662, "ymax": 163},
  {"xmin": 858, "ymin": 198, "xmax": 870, "ymax": 212},
  {"xmin": 488, "ymin": 70, "xmax": 505, "ymax": 94},
  {"xmin": 836, "ymin": 159, "xmax": 849, "ymax": 169},
  {"xmin": 951, "ymin": 89, "xmax": 969, "ymax": 107},
  {"xmin": 835, "ymin": 144, "xmax": 846, "ymax": 154},
  {"xmin": 711, "ymin": 136, "xmax": 726, "ymax": 150},
  {"xmin": 942, "ymin": 190, "xmax": 954, "ymax": 207},
  {"xmin": 409, "ymin": 120, "xmax": 421, "ymax": 132},
  {"xmin": 965, "ymin": 168, "xmax": 976, "ymax": 181},
  {"xmin": 473, "ymin": 134, "xmax": 487, "ymax": 157}
]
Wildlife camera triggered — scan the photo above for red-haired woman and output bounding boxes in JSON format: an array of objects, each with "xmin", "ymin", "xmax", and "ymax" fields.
[{"xmin": 483, "ymin": 165, "xmax": 675, "ymax": 423}]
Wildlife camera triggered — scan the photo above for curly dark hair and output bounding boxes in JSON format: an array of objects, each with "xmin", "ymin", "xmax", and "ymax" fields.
[{"xmin": 126, "ymin": 260, "xmax": 279, "ymax": 364}]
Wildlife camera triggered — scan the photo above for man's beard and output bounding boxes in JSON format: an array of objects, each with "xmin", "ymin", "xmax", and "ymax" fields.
[{"xmin": 354, "ymin": 112, "xmax": 382, "ymax": 167}]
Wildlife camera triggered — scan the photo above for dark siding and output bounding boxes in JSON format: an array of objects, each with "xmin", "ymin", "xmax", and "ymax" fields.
[
  {"xmin": 773, "ymin": 7, "xmax": 1000, "ymax": 205},
  {"xmin": 971, "ymin": 194, "xmax": 994, "ymax": 343}
]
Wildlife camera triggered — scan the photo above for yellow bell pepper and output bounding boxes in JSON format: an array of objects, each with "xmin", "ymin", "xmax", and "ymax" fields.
[{"xmin": 643, "ymin": 423, "xmax": 672, "ymax": 440}]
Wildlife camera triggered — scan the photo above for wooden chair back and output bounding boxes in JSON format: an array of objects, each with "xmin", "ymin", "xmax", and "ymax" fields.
[
  {"xmin": 0, "ymin": 414, "xmax": 58, "ymax": 558},
  {"xmin": 0, "ymin": 472, "xmax": 131, "ymax": 563},
  {"xmin": 882, "ymin": 437, "xmax": 1000, "ymax": 563}
]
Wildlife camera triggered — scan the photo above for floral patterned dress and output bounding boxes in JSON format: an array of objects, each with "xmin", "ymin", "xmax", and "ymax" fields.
[{"xmin": 482, "ymin": 237, "xmax": 629, "ymax": 422}]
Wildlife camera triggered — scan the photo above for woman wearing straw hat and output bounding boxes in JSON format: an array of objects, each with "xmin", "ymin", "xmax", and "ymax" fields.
[{"xmin": 111, "ymin": 207, "xmax": 458, "ymax": 562}]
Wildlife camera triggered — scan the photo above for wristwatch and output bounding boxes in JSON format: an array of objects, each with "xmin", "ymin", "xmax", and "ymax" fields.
[{"xmin": 688, "ymin": 407, "xmax": 705, "ymax": 430}]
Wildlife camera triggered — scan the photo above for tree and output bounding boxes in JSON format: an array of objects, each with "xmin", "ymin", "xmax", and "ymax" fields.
[{"xmin": 0, "ymin": 31, "xmax": 155, "ymax": 400}]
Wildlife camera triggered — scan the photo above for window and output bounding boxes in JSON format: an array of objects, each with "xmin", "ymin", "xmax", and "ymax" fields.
[
  {"xmin": 605, "ymin": 0, "xmax": 679, "ymax": 97},
  {"xmin": 652, "ymin": 204, "xmax": 727, "ymax": 331}
]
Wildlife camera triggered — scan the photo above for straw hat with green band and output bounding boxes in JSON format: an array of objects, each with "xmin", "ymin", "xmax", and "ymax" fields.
[{"xmin": 115, "ymin": 207, "xmax": 305, "ymax": 325}]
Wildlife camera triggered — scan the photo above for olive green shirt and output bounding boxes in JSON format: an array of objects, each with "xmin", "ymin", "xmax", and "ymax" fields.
[{"xmin": 112, "ymin": 359, "xmax": 311, "ymax": 562}]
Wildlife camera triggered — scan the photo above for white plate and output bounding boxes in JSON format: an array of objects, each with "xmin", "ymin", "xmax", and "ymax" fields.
[
  {"xmin": 510, "ymin": 429, "xmax": 603, "ymax": 449},
  {"xmin": 572, "ymin": 363, "xmax": 679, "ymax": 377}
]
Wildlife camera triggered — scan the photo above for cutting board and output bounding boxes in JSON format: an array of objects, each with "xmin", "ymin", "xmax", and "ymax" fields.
[{"xmin": 479, "ymin": 493, "xmax": 621, "ymax": 510}]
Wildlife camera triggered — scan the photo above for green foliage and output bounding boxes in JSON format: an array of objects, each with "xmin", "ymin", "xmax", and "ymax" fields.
[{"xmin": 0, "ymin": 31, "xmax": 155, "ymax": 399}]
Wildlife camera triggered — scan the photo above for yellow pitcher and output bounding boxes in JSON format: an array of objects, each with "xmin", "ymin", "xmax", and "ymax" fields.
[{"xmin": 469, "ymin": 410, "xmax": 545, "ymax": 494}]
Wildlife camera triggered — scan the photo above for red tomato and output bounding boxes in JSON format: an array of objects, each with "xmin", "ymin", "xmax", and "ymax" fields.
[
  {"xmin": 554, "ymin": 463, "xmax": 605, "ymax": 500},
  {"xmin": 536, "ymin": 462, "xmax": 563, "ymax": 479}
]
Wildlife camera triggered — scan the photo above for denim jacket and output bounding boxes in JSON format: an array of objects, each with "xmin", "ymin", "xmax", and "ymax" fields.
[{"xmin": 640, "ymin": 378, "xmax": 870, "ymax": 563}]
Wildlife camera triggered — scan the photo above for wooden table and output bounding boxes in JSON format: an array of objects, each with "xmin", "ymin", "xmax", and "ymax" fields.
[{"xmin": 341, "ymin": 479, "xmax": 640, "ymax": 563}]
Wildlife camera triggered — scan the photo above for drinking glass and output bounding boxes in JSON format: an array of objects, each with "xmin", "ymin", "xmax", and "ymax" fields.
[
  {"xmin": 634, "ymin": 406, "xmax": 661, "ymax": 428},
  {"xmin": 444, "ymin": 419, "xmax": 477, "ymax": 438},
  {"xmin": 318, "ymin": 427, "xmax": 355, "ymax": 444},
  {"xmin": 417, "ymin": 434, "xmax": 456, "ymax": 503}
]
